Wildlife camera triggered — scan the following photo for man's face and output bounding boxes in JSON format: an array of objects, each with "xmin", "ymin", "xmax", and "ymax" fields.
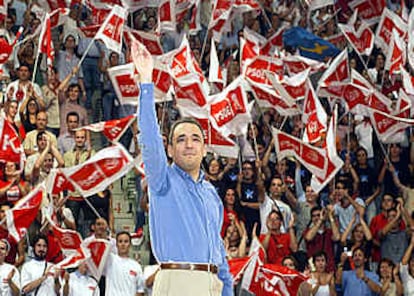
[
  {"xmin": 116, "ymin": 234, "xmax": 131, "ymax": 255},
  {"xmin": 36, "ymin": 112, "xmax": 47, "ymax": 130},
  {"xmin": 314, "ymin": 255, "xmax": 326, "ymax": 272},
  {"xmin": 269, "ymin": 178, "xmax": 283, "ymax": 198},
  {"xmin": 34, "ymin": 239, "xmax": 48, "ymax": 259},
  {"xmin": 65, "ymin": 36, "xmax": 76, "ymax": 50},
  {"xmin": 37, "ymin": 134, "xmax": 47, "ymax": 151},
  {"xmin": 352, "ymin": 249, "xmax": 365, "ymax": 268},
  {"xmin": 18, "ymin": 66, "xmax": 30, "ymax": 81},
  {"xmin": 305, "ymin": 186, "xmax": 317, "ymax": 203},
  {"xmin": 43, "ymin": 153, "xmax": 54, "ymax": 172},
  {"xmin": 242, "ymin": 163, "xmax": 254, "ymax": 181},
  {"xmin": 382, "ymin": 195, "xmax": 394, "ymax": 211},
  {"xmin": 94, "ymin": 219, "xmax": 108, "ymax": 236},
  {"xmin": 67, "ymin": 115, "xmax": 79, "ymax": 132},
  {"xmin": 68, "ymin": 86, "xmax": 80, "ymax": 101},
  {"xmin": 168, "ymin": 123, "xmax": 205, "ymax": 174},
  {"xmin": 267, "ymin": 212, "xmax": 282, "ymax": 231},
  {"xmin": 75, "ymin": 130, "xmax": 86, "ymax": 148}
]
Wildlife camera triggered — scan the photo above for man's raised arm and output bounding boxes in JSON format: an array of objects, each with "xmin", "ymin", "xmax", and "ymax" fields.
[{"xmin": 131, "ymin": 39, "xmax": 168, "ymax": 194}]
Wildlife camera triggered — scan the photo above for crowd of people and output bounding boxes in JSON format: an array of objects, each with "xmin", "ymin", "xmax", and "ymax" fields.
[{"xmin": 0, "ymin": 0, "xmax": 414, "ymax": 295}]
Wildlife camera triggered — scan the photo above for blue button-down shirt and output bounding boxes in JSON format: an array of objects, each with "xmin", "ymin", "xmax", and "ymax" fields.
[{"xmin": 138, "ymin": 83, "xmax": 233, "ymax": 296}]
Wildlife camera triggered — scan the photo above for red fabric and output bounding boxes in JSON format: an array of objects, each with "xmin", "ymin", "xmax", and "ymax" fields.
[
  {"xmin": 0, "ymin": 180, "xmax": 26, "ymax": 205},
  {"xmin": 259, "ymin": 233, "xmax": 291, "ymax": 265},
  {"xmin": 303, "ymin": 228, "xmax": 335, "ymax": 272},
  {"xmin": 0, "ymin": 227, "xmax": 17, "ymax": 265},
  {"xmin": 221, "ymin": 208, "xmax": 239, "ymax": 238},
  {"xmin": 46, "ymin": 232, "xmax": 64, "ymax": 263}
]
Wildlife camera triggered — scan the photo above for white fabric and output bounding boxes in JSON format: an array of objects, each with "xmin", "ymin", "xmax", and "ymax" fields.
[
  {"xmin": 354, "ymin": 121, "xmax": 374, "ymax": 158},
  {"xmin": 260, "ymin": 194, "xmax": 292, "ymax": 234},
  {"xmin": 21, "ymin": 259, "xmax": 56, "ymax": 296},
  {"xmin": 104, "ymin": 253, "xmax": 145, "ymax": 296},
  {"xmin": 0, "ymin": 262, "xmax": 20, "ymax": 296},
  {"xmin": 400, "ymin": 264, "xmax": 414, "ymax": 296},
  {"xmin": 63, "ymin": 271, "xmax": 99, "ymax": 296},
  {"xmin": 143, "ymin": 265, "xmax": 159, "ymax": 296}
]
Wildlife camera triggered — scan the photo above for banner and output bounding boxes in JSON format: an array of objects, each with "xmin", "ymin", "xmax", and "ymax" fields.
[
  {"xmin": 107, "ymin": 63, "xmax": 140, "ymax": 106},
  {"xmin": 95, "ymin": 5, "xmax": 127, "ymax": 53}
]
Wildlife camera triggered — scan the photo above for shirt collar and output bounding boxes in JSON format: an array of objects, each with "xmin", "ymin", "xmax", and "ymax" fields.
[{"xmin": 172, "ymin": 163, "xmax": 204, "ymax": 183}]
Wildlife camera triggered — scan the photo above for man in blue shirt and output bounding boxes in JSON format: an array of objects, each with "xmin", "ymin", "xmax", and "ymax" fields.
[
  {"xmin": 336, "ymin": 247, "xmax": 381, "ymax": 296},
  {"xmin": 131, "ymin": 40, "xmax": 233, "ymax": 296}
]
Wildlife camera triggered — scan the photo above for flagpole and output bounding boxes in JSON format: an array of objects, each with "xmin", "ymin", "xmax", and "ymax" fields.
[
  {"xmin": 31, "ymin": 14, "xmax": 46, "ymax": 85},
  {"xmin": 77, "ymin": 37, "xmax": 98, "ymax": 70}
]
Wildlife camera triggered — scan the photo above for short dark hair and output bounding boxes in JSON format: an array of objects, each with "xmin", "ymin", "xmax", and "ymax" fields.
[
  {"xmin": 32, "ymin": 233, "xmax": 48, "ymax": 248},
  {"xmin": 268, "ymin": 209, "xmax": 283, "ymax": 222},
  {"xmin": 36, "ymin": 130, "xmax": 46, "ymax": 141},
  {"xmin": 116, "ymin": 231, "xmax": 131, "ymax": 242},
  {"xmin": 168, "ymin": 117, "xmax": 204, "ymax": 143},
  {"xmin": 312, "ymin": 250, "xmax": 327, "ymax": 262},
  {"xmin": 310, "ymin": 205, "xmax": 322, "ymax": 216},
  {"xmin": 66, "ymin": 111, "xmax": 80, "ymax": 122}
]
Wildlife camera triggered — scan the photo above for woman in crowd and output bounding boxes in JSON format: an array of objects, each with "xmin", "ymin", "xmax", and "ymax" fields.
[
  {"xmin": 0, "ymin": 161, "xmax": 30, "ymax": 205},
  {"xmin": 377, "ymin": 258, "xmax": 403, "ymax": 296},
  {"xmin": 223, "ymin": 217, "xmax": 247, "ymax": 259},
  {"xmin": 222, "ymin": 187, "xmax": 243, "ymax": 238},
  {"xmin": 19, "ymin": 96, "xmax": 40, "ymax": 134},
  {"xmin": 307, "ymin": 251, "xmax": 336, "ymax": 296}
]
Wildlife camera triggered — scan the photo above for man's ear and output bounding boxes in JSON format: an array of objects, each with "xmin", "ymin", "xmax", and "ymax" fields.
[{"xmin": 167, "ymin": 144, "xmax": 173, "ymax": 158}]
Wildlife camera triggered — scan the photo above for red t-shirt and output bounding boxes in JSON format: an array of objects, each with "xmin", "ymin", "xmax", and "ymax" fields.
[
  {"xmin": 221, "ymin": 208, "xmax": 240, "ymax": 238},
  {"xmin": 259, "ymin": 233, "xmax": 291, "ymax": 265},
  {"xmin": 303, "ymin": 228, "xmax": 335, "ymax": 272}
]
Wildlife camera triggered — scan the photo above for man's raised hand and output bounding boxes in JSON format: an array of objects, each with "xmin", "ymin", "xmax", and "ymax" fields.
[{"xmin": 130, "ymin": 37, "xmax": 153, "ymax": 83}]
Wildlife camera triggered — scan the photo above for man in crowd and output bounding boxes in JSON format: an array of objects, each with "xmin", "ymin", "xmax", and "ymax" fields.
[
  {"xmin": 21, "ymin": 234, "xmax": 59, "ymax": 295},
  {"xmin": 104, "ymin": 232, "xmax": 145, "ymax": 296},
  {"xmin": 23, "ymin": 111, "xmax": 58, "ymax": 156},
  {"xmin": 58, "ymin": 111, "xmax": 80, "ymax": 155},
  {"xmin": 133, "ymin": 40, "xmax": 233, "ymax": 296}
]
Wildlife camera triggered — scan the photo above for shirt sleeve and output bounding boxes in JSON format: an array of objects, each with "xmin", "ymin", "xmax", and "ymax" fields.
[
  {"xmin": 138, "ymin": 83, "xmax": 168, "ymax": 194},
  {"xmin": 218, "ymin": 238, "xmax": 234, "ymax": 296}
]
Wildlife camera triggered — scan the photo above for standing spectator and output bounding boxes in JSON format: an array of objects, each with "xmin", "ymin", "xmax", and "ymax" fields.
[
  {"xmin": 304, "ymin": 206, "xmax": 340, "ymax": 272},
  {"xmin": 306, "ymin": 251, "xmax": 336, "ymax": 296},
  {"xmin": 336, "ymin": 247, "xmax": 381, "ymax": 295},
  {"xmin": 104, "ymin": 232, "xmax": 144, "ymax": 296},
  {"xmin": 3, "ymin": 100, "xmax": 23, "ymax": 139},
  {"xmin": 0, "ymin": 238, "xmax": 20, "ymax": 296},
  {"xmin": 99, "ymin": 51, "xmax": 119, "ymax": 122},
  {"xmin": 21, "ymin": 234, "xmax": 59, "ymax": 296},
  {"xmin": 237, "ymin": 160, "xmax": 265, "ymax": 239},
  {"xmin": 57, "ymin": 111, "xmax": 80, "ymax": 155},
  {"xmin": 63, "ymin": 129, "xmax": 95, "ymax": 237},
  {"xmin": 260, "ymin": 210, "xmax": 297, "ymax": 265},
  {"xmin": 41, "ymin": 67, "xmax": 61, "ymax": 137},
  {"xmin": 221, "ymin": 187, "xmax": 243, "ymax": 238},
  {"xmin": 19, "ymin": 97, "xmax": 41, "ymax": 134}
]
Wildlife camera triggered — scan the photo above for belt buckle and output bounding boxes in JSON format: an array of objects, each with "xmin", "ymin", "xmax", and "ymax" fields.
[{"xmin": 190, "ymin": 264, "xmax": 195, "ymax": 271}]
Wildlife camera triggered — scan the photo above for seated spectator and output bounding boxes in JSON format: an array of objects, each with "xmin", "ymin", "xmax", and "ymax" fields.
[
  {"xmin": 377, "ymin": 258, "xmax": 403, "ymax": 296},
  {"xmin": 337, "ymin": 247, "xmax": 381, "ymax": 295},
  {"xmin": 260, "ymin": 210, "xmax": 297, "ymax": 265},
  {"xmin": 304, "ymin": 206, "xmax": 339, "ymax": 272}
]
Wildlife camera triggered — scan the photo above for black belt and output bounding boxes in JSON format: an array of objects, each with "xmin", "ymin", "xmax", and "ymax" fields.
[{"xmin": 160, "ymin": 263, "xmax": 218, "ymax": 274}]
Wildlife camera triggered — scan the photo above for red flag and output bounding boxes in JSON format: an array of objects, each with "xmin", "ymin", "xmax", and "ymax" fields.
[
  {"xmin": 49, "ymin": 8, "xmax": 70, "ymax": 28},
  {"xmin": 91, "ymin": 6, "xmax": 111, "ymax": 25},
  {"xmin": 45, "ymin": 170, "xmax": 75, "ymax": 196},
  {"xmin": 83, "ymin": 239, "xmax": 111, "ymax": 280},
  {"xmin": 0, "ymin": 114, "xmax": 25, "ymax": 167},
  {"xmin": 95, "ymin": 5, "xmax": 126, "ymax": 53},
  {"xmin": 76, "ymin": 115, "xmax": 135, "ymax": 143},
  {"xmin": 400, "ymin": 66, "xmax": 414, "ymax": 95},
  {"xmin": 348, "ymin": 0, "xmax": 386, "ymax": 25},
  {"xmin": 6, "ymin": 184, "xmax": 45, "ymax": 243},
  {"xmin": 209, "ymin": 76, "xmax": 252, "ymax": 137},
  {"xmin": 79, "ymin": 24, "xmax": 101, "ymax": 38},
  {"xmin": 244, "ymin": 55, "xmax": 284, "ymax": 86},
  {"xmin": 282, "ymin": 54, "xmax": 326, "ymax": 75},
  {"xmin": 270, "ymin": 69, "xmax": 309, "ymax": 102},
  {"xmin": 261, "ymin": 25, "xmax": 287, "ymax": 56},
  {"xmin": 55, "ymin": 247, "xmax": 88, "ymax": 270},
  {"xmin": 39, "ymin": 14, "xmax": 54, "ymax": 70},
  {"xmin": 338, "ymin": 22, "xmax": 374, "ymax": 57},
  {"xmin": 208, "ymin": 39, "xmax": 224, "ymax": 87},
  {"xmin": 173, "ymin": 75, "xmax": 209, "ymax": 108},
  {"xmin": 48, "ymin": 217, "xmax": 83, "ymax": 253},
  {"xmin": 153, "ymin": 55, "xmax": 173, "ymax": 101},
  {"xmin": 157, "ymin": 0, "xmax": 175, "ymax": 32},
  {"xmin": 318, "ymin": 50, "xmax": 350, "ymax": 88},
  {"xmin": 385, "ymin": 29, "xmax": 406, "ymax": 76},
  {"xmin": 375, "ymin": 7, "xmax": 407, "ymax": 53},
  {"xmin": 0, "ymin": 0, "xmax": 6, "ymax": 20},
  {"xmin": 123, "ymin": 27, "xmax": 163, "ymax": 56},
  {"xmin": 107, "ymin": 63, "xmax": 140, "ymax": 106},
  {"xmin": 228, "ymin": 257, "xmax": 251, "ymax": 285},
  {"xmin": 0, "ymin": 38, "xmax": 13, "ymax": 64},
  {"xmin": 303, "ymin": 82, "xmax": 327, "ymax": 143}
]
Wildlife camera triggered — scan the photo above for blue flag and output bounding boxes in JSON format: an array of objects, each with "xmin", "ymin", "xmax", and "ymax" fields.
[{"xmin": 283, "ymin": 27, "xmax": 340, "ymax": 61}]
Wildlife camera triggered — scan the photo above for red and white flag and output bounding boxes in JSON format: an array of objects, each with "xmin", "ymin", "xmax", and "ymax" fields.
[
  {"xmin": 268, "ymin": 69, "xmax": 309, "ymax": 102},
  {"xmin": 83, "ymin": 239, "xmax": 111, "ymax": 280},
  {"xmin": 55, "ymin": 247, "xmax": 89, "ymax": 270},
  {"xmin": 305, "ymin": 0, "xmax": 334, "ymax": 10},
  {"xmin": 228, "ymin": 257, "xmax": 252, "ymax": 285},
  {"xmin": 6, "ymin": 184, "xmax": 45, "ymax": 243},
  {"xmin": 95, "ymin": 5, "xmax": 127, "ymax": 53},
  {"xmin": 209, "ymin": 0, "xmax": 232, "ymax": 41},
  {"xmin": 55, "ymin": 144, "xmax": 135, "ymax": 197},
  {"xmin": 209, "ymin": 76, "xmax": 253, "ymax": 137},
  {"xmin": 49, "ymin": 8, "xmax": 70, "ymax": 28},
  {"xmin": 385, "ymin": 29, "xmax": 406, "ymax": 76},
  {"xmin": 272, "ymin": 128, "xmax": 328, "ymax": 179},
  {"xmin": 349, "ymin": 0, "xmax": 386, "ymax": 25},
  {"xmin": 244, "ymin": 55, "xmax": 284, "ymax": 87},
  {"xmin": 173, "ymin": 74, "xmax": 209, "ymax": 109},
  {"xmin": 107, "ymin": 63, "xmax": 140, "ymax": 106},
  {"xmin": 46, "ymin": 216, "xmax": 83, "ymax": 254},
  {"xmin": 318, "ymin": 50, "xmax": 350, "ymax": 88},
  {"xmin": 36, "ymin": 0, "xmax": 67, "ymax": 13},
  {"xmin": 76, "ymin": 115, "xmax": 135, "ymax": 143},
  {"xmin": 303, "ymin": 81, "xmax": 327, "ymax": 144},
  {"xmin": 153, "ymin": 55, "xmax": 173, "ymax": 102},
  {"xmin": 208, "ymin": 39, "xmax": 224, "ymax": 87},
  {"xmin": 123, "ymin": 27, "xmax": 163, "ymax": 56},
  {"xmin": 401, "ymin": 66, "xmax": 414, "ymax": 95},
  {"xmin": 45, "ymin": 170, "xmax": 75, "ymax": 196},
  {"xmin": 38, "ymin": 14, "xmax": 54, "ymax": 71},
  {"xmin": 157, "ymin": 0, "xmax": 175, "ymax": 32},
  {"xmin": 282, "ymin": 54, "xmax": 326, "ymax": 75},
  {"xmin": 0, "ymin": 0, "xmax": 6, "ymax": 20},
  {"xmin": 0, "ymin": 114, "xmax": 25, "ymax": 167},
  {"xmin": 338, "ymin": 22, "xmax": 374, "ymax": 57},
  {"xmin": 407, "ymin": 9, "xmax": 414, "ymax": 70},
  {"xmin": 311, "ymin": 105, "xmax": 344, "ymax": 193},
  {"xmin": 79, "ymin": 24, "xmax": 101, "ymax": 38},
  {"xmin": 375, "ymin": 7, "xmax": 407, "ymax": 53}
]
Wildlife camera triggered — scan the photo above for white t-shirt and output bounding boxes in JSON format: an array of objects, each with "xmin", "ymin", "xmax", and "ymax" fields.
[
  {"xmin": 400, "ymin": 264, "xmax": 414, "ymax": 296},
  {"xmin": 21, "ymin": 259, "xmax": 56, "ymax": 296},
  {"xmin": 0, "ymin": 262, "xmax": 20, "ymax": 296},
  {"xmin": 334, "ymin": 198, "xmax": 365, "ymax": 234},
  {"xmin": 104, "ymin": 254, "xmax": 145, "ymax": 296},
  {"xmin": 260, "ymin": 194, "xmax": 292, "ymax": 234},
  {"xmin": 62, "ymin": 271, "xmax": 100, "ymax": 296}
]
